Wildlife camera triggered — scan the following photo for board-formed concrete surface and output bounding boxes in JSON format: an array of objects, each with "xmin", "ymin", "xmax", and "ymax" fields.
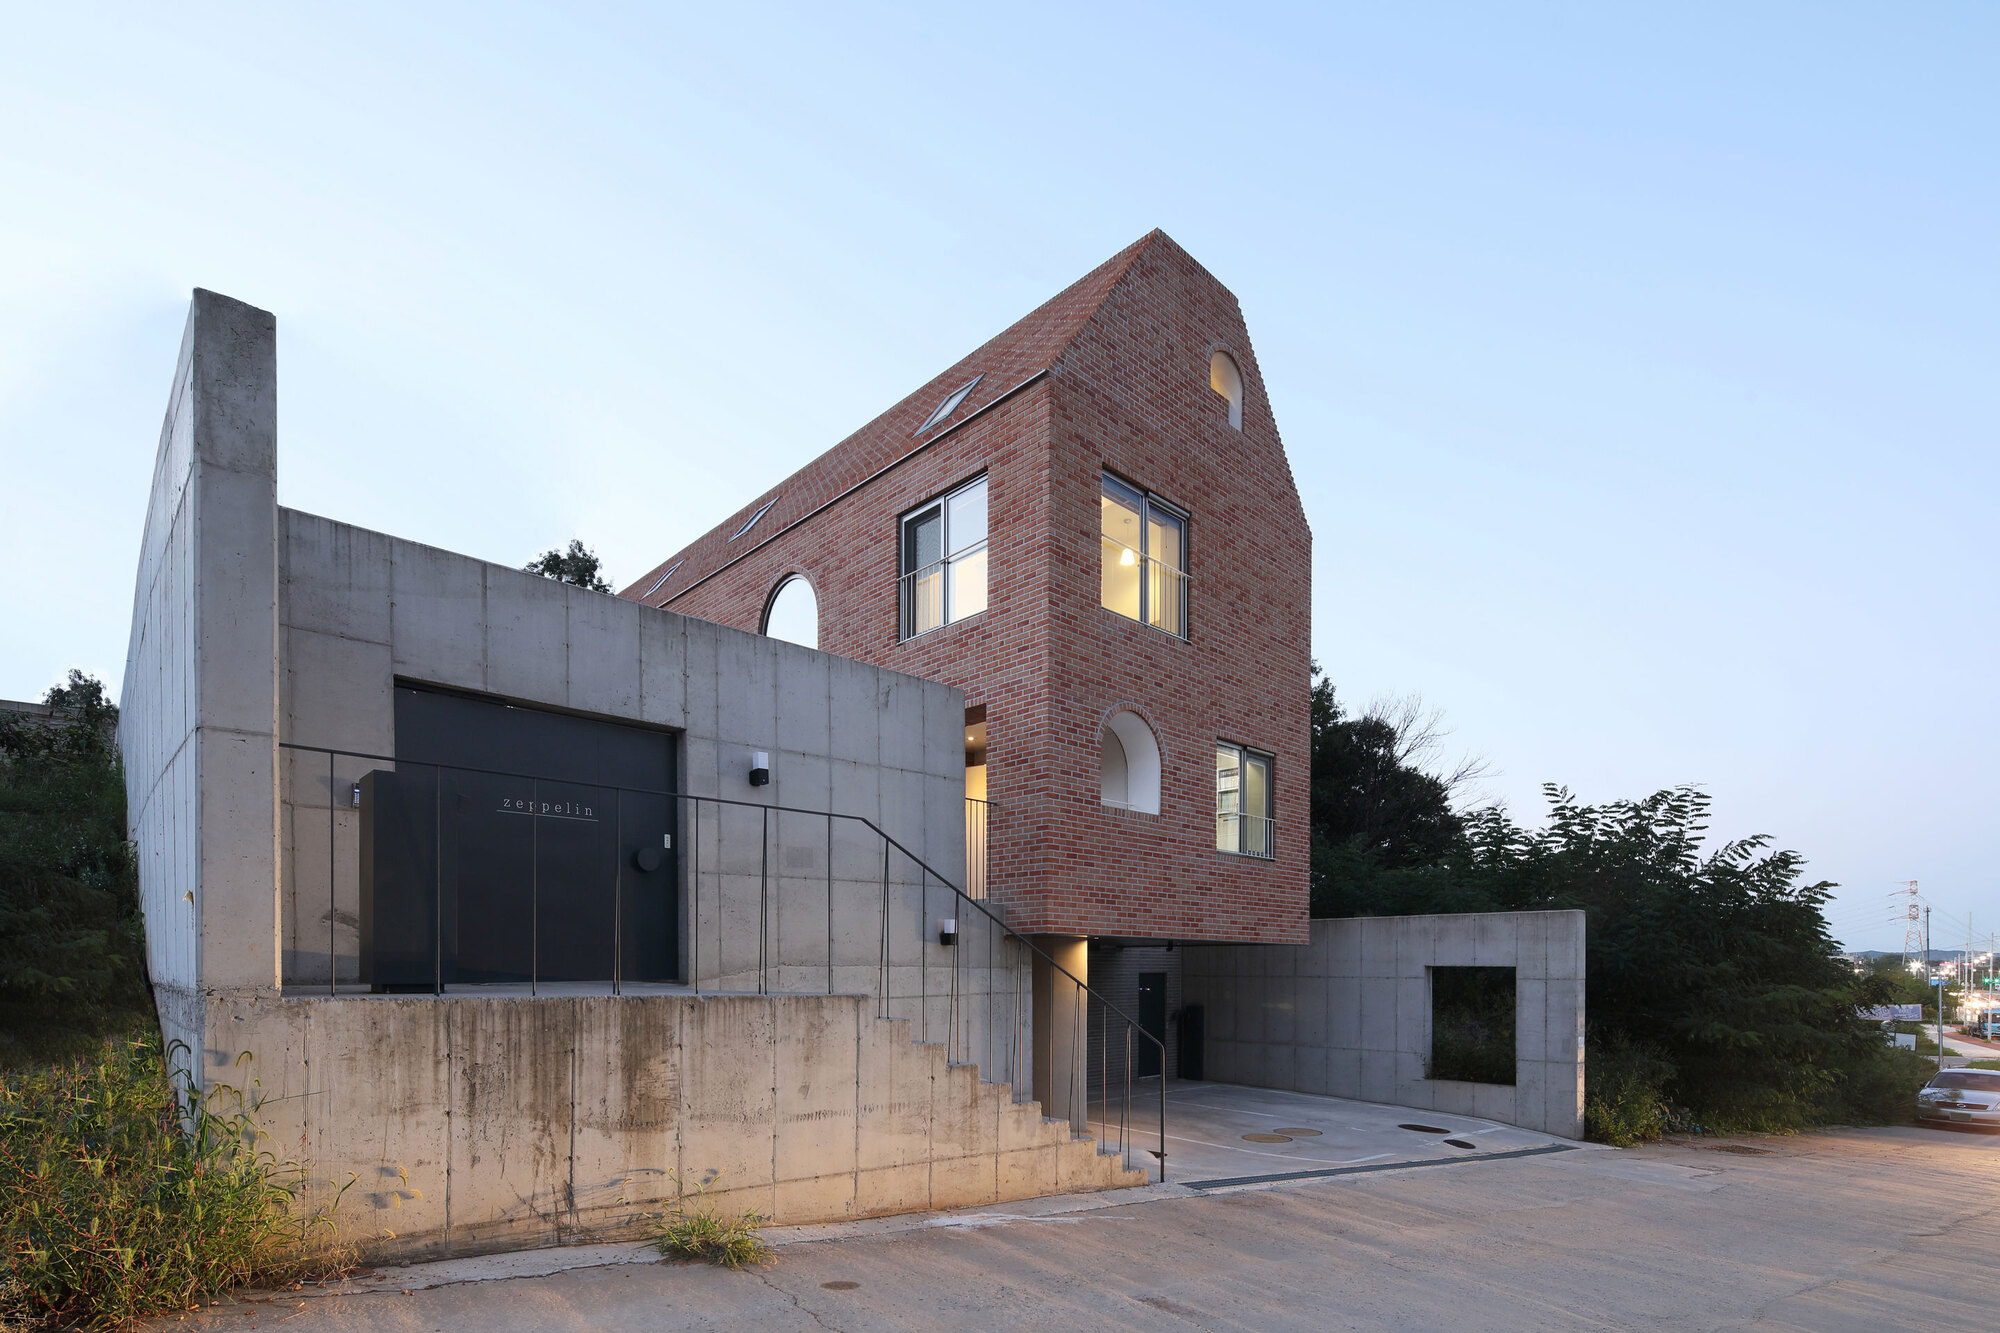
[
  {"xmin": 1184, "ymin": 912, "xmax": 1587, "ymax": 1137},
  {"xmin": 162, "ymin": 1120, "xmax": 2000, "ymax": 1331}
]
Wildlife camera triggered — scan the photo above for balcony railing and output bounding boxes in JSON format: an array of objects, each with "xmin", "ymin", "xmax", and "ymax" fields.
[
  {"xmin": 1099, "ymin": 536, "xmax": 1187, "ymax": 638},
  {"xmin": 965, "ymin": 796, "xmax": 992, "ymax": 901},
  {"xmin": 899, "ymin": 542, "xmax": 987, "ymax": 640},
  {"xmin": 1216, "ymin": 812, "xmax": 1277, "ymax": 859}
]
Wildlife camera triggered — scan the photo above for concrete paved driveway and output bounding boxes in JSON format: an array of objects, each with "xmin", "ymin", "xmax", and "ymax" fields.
[
  {"xmin": 169, "ymin": 1117, "xmax": 2000, "ymax": 1331},
  {"xmin": 1124, "ymin": 1079, "xmax": 1576, "ymax": 1185}
]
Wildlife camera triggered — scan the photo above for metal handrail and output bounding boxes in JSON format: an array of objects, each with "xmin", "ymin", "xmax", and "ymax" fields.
[
  {"xmin": 279, "ymin": 740, "xmax": 1166, "ymax": 1180},
  {"xmin": 1098, "ymin": 535, "xmax": 1188, "ymax": 637},
  {"xmin": 1217, "ymin": 811, "xmax": 1277, "ymax": 859},
  {"xmin": 898, "ymin": 540, "xmax": 987, "ymax": 640}
]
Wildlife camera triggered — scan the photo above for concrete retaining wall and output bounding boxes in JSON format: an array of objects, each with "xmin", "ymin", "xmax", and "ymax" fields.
[
  {"xmin": 120, "ymin": 288, "xmax": 1124, "ymax": 1262},
  {"xmin": 219, "ymin": 990, "xmax": 1139, "ymax": 1260},
  {"xmin": 1182, "ymin": 913, "xmax": 1586, "ymax": 1138}
]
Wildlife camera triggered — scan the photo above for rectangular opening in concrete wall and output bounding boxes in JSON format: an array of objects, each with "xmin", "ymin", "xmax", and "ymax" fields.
[
  {"xmin": 1428, "ymin": 965, "xmax": 1516, "ymax": 1085},
  {"xmin": 359, "ymin": 684, "xmax": 680, "ymax": 990}
]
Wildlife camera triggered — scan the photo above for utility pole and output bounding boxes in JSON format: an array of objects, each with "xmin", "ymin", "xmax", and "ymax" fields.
[
  {"xmin": 1896, "ymin": 881, "xmax": 1922, "ymax": 966},
  {"xmin": 1928, "ymin": 905, "xmax": 1945, "ymax": 1071}
]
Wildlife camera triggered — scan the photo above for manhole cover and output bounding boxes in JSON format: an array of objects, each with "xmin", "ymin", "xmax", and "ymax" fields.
[
  {"xmin": 821, "ymin": 1281, "xmax": 860, "ymax": 1291},
  {"xmin": 1398, "ymin": 1123, "xmax": 1449, "ymax": 1134},
  {"xmin": 1444, "ymin": 1139, "xmax": 1478, "ymax": 1150},
  {"xmin": 1273, "ymin": 1128, "xmax": 1323, "ymax": 1137},
  {"xmin": 1707, "ymin": 1145, "xmax": 1771, "ymax": 1155},
  {"xmin": 1242, "ymin": 1133, "xmax": 1294, "ymax": 1143}
]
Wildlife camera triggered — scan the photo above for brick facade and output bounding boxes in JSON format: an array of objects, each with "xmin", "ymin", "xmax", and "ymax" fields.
[{"xmin": 622, "ymin": 232, "xmax": 1311, "ymax": 945}]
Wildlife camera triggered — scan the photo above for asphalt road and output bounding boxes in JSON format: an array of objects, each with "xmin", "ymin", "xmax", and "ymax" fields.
[{"xmin": 163, "ymin": 1124, "xmax": 2000, "ymax": 1331}]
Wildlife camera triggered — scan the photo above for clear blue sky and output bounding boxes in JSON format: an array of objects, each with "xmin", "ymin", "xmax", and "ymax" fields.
[{"xmin": 2, "ymin": 3, "xmax": 1993, "ymax": 952}]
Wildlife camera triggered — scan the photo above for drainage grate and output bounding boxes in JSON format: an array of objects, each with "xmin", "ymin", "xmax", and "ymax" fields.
[
  {"xmin": 1273, "ymin": 1128, "xmax": 1323, "ymax": 1137},
  {"xmin": 1398, "ymin": 1123, "xmax": 1449, "ymax": 1134},
  {"xmin": 821, "ymin": 1281, "xmax": 860, "ymax": 1291},
  {"xmin": 1242, "ymin": 1133, "xmax": 1294, "ymax": 1143}
]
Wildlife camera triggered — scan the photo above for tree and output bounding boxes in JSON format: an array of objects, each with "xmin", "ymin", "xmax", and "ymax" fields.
[
  {"xmin": 0, "ymin": 671, "xmax": 149, "ymax": 1064},
  {"xmin": 1307, "ymin": 665, "xmax": 1487, "ymax": 917},
  {"xmin": 1305, "ymin": 670, "xmax": 1927, "ymax": 1134},
  {"xmin": 525, "ymin": 539, "xmax": 611, "ymax": 592}
]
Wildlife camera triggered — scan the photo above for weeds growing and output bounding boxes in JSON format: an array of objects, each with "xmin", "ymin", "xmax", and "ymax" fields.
[
  {"xmin": 651, "ymin": 1173, "xmax": 771, "ymax": 1270},
  {"xmin": 0, "ymin": 1032, "xmax": 347, "ymax": 1329}
]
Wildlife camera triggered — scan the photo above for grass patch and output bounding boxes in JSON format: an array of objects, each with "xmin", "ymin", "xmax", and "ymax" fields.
[
  {"xmin": 0, "ymin": 1031, "xmax": 348, "ymax": 1329},
  {"xmin": 651, "ymin": 1173, "xmax": 770, "ymax": 1270}
]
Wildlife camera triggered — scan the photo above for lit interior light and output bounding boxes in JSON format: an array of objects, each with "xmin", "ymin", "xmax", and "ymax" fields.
[{"xmin": 1119, "ymin": 548, "xmax": 1136, "ymax": 566}]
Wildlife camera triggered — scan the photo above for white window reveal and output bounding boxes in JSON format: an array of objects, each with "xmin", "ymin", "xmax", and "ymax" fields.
[
  {"xmin": 1099, "ymin": 710, "xmax": 1162, "ymax": 814},
  {"xmin": 1099, "ymin": 474, "xmax": 1187, "ymax": 638},
  {"xmin": 900, "ymin": 475, "xmax": 988, "ymax": 639},
  {"xmin": 1216, "ymin": 742, "xmax": 1273, "ymax": 858},
  {"xmin": 761, "ymin": 574, "xmax": 819, "ymax": 650},
  {"xmin": 1209, "ymin": 351, "xmax": 1243, "ymax": 430}
]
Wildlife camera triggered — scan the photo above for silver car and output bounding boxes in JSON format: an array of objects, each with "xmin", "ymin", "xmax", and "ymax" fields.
[{"xmin": 1916, "ymin": 1069, "xmax": 2000, "ymax": 1127}]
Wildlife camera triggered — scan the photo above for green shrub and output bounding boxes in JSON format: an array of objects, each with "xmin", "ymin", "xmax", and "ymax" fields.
[
  {"xmin": 1584, "ymin": 1034, "xmax": 1680, "ymax": 1146},
  {"xmin": 652, "ymin": 1173, "xmax": 770, "ymax": 1270},
  {"xmin": 0, "ymin": 1032, "xmax": 347, "ymax": 1329},
  {"xmin": 1828, "ymin": 1044, "xmax": 1939, "ymax": 1124},
  {"xmin": 0, "ymin": 673, "xmax": 152, "ymax": 1068}
]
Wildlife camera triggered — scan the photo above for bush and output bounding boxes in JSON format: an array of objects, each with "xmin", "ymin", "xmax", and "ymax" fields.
[
  {"xmin": 1584, "ymin": 1034, "xmax": 1681, "ymax": 1146},
  {"xmin": 1827, "ymin": 1044, "xmax": 1938, "ymax": 1125},
  {"xmin": 0, "ymin": 1032, "xmax": 347, "ymax": 1329},
  {"xmin": 651, "ymin": 1174, "xmax": 770, "ymax": 1270},
  {"xmin": 0, "ymin": 672, "xmax": 151, "ymax": 1067}
]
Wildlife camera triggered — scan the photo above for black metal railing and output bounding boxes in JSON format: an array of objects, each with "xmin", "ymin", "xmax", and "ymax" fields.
[{"xmin": 278, "ymin": 741, "xmax": 1165, "ymax": 1180}]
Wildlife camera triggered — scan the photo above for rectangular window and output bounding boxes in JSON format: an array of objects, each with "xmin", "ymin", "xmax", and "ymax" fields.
[
  {"xmin": 1099, "ymin": 474, "xmax": 1187, "ymax": 637},
  {"xmin": 1215, "ymin": 743, "xmax": 1273, "ymax": 858},
  {"xmin": 901, "ymin": 475, "xmax": 988, "ymax": 639}
]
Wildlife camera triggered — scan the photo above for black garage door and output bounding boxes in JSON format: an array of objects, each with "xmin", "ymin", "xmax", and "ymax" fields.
[{"xmin": 361, "ymin": 685, "xmax": 678, "ymax": 990}]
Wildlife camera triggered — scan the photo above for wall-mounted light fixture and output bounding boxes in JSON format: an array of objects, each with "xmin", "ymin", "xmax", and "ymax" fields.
[
  {"xmin": 938, "ymin": 917, "xmax": 957, "ymax": 947},
  {"xmin": 749, "ymin": 750, "xmax": 770, "ymax": 787}
]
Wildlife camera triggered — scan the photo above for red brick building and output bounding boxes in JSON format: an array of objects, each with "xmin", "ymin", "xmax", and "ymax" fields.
[{"xmin": 622, "ymin": 232, "xmax": 1310, "ymax": 984}]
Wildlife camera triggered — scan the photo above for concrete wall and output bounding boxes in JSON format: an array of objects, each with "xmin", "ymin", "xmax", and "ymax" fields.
[
  {"xmin": 122, "ymin": 287, "xmax": 1135, "ymax": 1262},
  {"xmin": 120, "ymin": 290, "xmax": 282, "ymax": 1080},
  {"xmin": 1182, "ymin": 913, "xmax": 1586, "ymax": 1138},
  {"xmin": 277, "ymin": 508, "xmax": 969, "ymax": 1001},
  {"xmin": 222, "ymin": 990, "xmax": 1141, "ymax": 1260}
]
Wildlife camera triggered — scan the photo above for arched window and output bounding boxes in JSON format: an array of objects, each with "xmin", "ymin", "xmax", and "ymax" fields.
[
  {"xmin": 1099, "ymin": 709, "xmax": 1161, "ymax": 814},
  {"xmin": 1209, "ymin": 351, "xmax": 1243, "ymax": 430},
  {"xmin": 761, "ymin": 575, "xmax": 819, "ymax": 650}
]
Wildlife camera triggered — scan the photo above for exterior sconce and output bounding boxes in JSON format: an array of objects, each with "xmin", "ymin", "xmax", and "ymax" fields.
[
  {"xmin": 749, "ymin": 751, "xmax": 770, "ymax": 787},
  {"xmin": 938, "ymin": 917, "xmax": 957, "ymax": 947}
]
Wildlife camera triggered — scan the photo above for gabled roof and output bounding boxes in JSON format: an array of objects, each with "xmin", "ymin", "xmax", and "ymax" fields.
[{"xmin": 619, "ymin": 230, "xmax": 1171, "ymax": 606}]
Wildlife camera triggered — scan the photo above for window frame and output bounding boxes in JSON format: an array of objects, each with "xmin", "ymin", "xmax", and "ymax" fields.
[
  {"xmin": 1214, "ymin": 741, "xmax": 1275, "ymax": 859},
  {"xmin": 898, "ymin": 473, "xmax": 989, "ymax": 641},
  {"xmin": 1099, "ymin": 472, "xmax": 1190, "ymax": 639}
]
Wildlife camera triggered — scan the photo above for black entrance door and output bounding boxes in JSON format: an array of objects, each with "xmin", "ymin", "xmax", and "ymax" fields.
[
  {"xmin": 360, "ymin": 686, "xmax": 678, "ymax": 989},
  {"xmin": 1137, "ymin": 971, "xmax": 1167, "ymax": 1078}
]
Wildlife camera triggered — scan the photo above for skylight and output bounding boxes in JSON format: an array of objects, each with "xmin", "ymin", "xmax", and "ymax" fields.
[
  {"xmin": 640, "ymin": 560, "xmax": 682, "ymax": 599},
  {"xmin": 917, "ymin": 375, "xmax": 983, "ymax": 434},
  {"xmin": 730, "ymin": 497, "xmax": 778, "ymax": 542}
]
